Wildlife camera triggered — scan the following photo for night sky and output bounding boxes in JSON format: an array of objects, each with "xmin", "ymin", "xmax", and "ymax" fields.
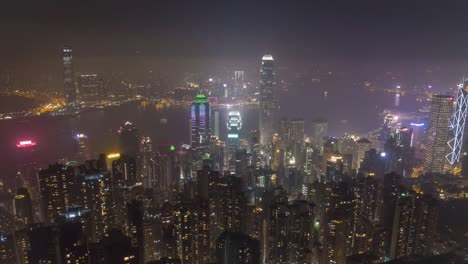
[{"xmin": 2, "ymin": 1, "xmax": 468, "ymax": 63}]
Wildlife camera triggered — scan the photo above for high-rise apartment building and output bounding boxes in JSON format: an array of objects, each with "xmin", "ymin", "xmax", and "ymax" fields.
[{"xmin": 38, "ymin": 164, "xmax": 75, "ymax": 223}]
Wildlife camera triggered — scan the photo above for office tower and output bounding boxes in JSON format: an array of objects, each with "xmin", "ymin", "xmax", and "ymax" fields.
[
  {"xmin": 310, "ymin": 119, "xmax": 328, "ymax": 148},
  {"xmin": 234, "ymin": 71, "xmax": 245, "ymax": 97},
  {"xmin": 210, "ymin": 136, "xmax": 225, "ymax": 172},
  {"xmin": 227, "ymin": 111, "xmax": 242, "ymax": 172},
  {"xmin": 304, "ymin": 140, "xmax": 322, "ymax": 184},
  {"xmin": 112, "ymin": 154, "xmax": 138, "ymax": 187},
  {"xmin": 74, "ymin": 133, "xmax": 91, "ymax": 162},
  {"xmin": 77, "ymin": 73, "xmax": 105, "ymax": 101},
  {"xmin": 62, "ymin": 46, "xmax": 76, "ymax": 104},
  {"xmin": 288, "ymin": 118, "xmax": 306, "ymax": 170},
  {"xmin": 119, "ymin": 122, "xmax": 140, "ymax": 158},
  {"xmin": 14, "ymin": 139, "xmax": 40, "ymax": 200},
  {"xmin": 216, "ymin": 231, "xmax": 261, "ymax": 264},
  {"xmin": 384, "ymin": 127, "xmax": 415, "ymax": 177},
  {"xmin": 190, "ymin": 94, "xmax": 211, "ymax": 159},
  {"xmin": 259, "ymin": 55, "xmax": 276, "ymax": 146},
  {"xmin": 213, "ymin": 110, "xmax": 220, "ymax": 138},
  {"xmin": 354, "ymin": 138, "xmax": 372, "ymax": 170},
  {"xmin": 447, "ymin": 80, "xmax": 468, "ymax": 165},
  {"xmin": 424, "ymin": 95, "xmax": 453, "ymax": 173},
  {"xmin": 140, "ymin": 137, "xmax": 156, "ymax": 188},
  {"xmin": 76, "ymin": 171, "xmax": 112, "ymax": 242},
  {"xmin": 13, "ymin": 187, "xmax": 33, "ymax": 228},
  {"xmin": 127, "ymin": 200, "xmax": 144, "ymax": 264},
  {"xmin": 38, "ymin": 164, "xmax": 75, "ymax": 223}
]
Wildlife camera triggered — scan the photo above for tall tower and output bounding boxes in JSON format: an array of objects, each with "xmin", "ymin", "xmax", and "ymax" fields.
[
  {"xmin": 447, "ymin": 80, "xmax": 468, "ymax": 165},
  {"xmin": 259, "ymin": 55, "xmax": 275, "ymax": 146},
  {"xmin": 227, "ymin": 111, "xmax": 242, "ymax": 172},
  {"xmin": 190, "ymin": 94, "xmax": 211, "ymax": 158},
  {"xmin": 424, "ymin": 95, "xmax": 453, "ymax": 173},
  {"xmin": 39, "ymin": 164, "xmax": 75, "ymax": 223},
  {"xmin": 118, "ymin": 121, "xmax": 139, "ymax": 158},
  {"xmin": 62, "ymin": 47, "xmax": 76, "ymax": 104}
]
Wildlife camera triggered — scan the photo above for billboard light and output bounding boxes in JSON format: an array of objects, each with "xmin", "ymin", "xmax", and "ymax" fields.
[
  {"xmin": 107, "ymin": 153, "xmax": 120, "ymax": 159},
  {"xmin": 16, "ymin": 140, "xmax": 37, "ymax": 148}
]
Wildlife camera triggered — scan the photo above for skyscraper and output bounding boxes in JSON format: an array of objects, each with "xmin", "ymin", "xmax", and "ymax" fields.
[
  {"xmin": 76, "ymin": 171, "xmax": 112, "ymax": 242},
  {"xmin": 259, "ymin": 55, "xmax": 276, "ymax": 146},
  {"xmin": 227, "ymin": 111, "xmax": 242, "ymax": 172},
  {"xmin": 119, "ymin": 122, "xmax": 140, "ymax": 158},
  {"xmin": 74, "ymin": 133, "xmax": 91, "ymax": 162},
  {"xmin": 38, "ymin": 164, "xmax": 75, "ymax": 224},
  {"xmin": 190, "ymin": 94, "xmax": 211, "ymax": 158},
  {"xmin": 140, "ymin": 136, "xmax": 155, "ymax": 189},
  {"xmin": 62, "ymin": 46, "xmax": 76, "ymax": 104},
  {"xmin": 14, "ymin": 187, "xmax": 34, "ymax": 228},
  {"xmin": 77, "ymin": 74, "xmax": 105, "ymax": 102},
  {"xmin": 216, "ymin": 231, "xmax": 261, "ymax": 264},
  {"xmin": 447, "ymin": 80, "xmax": 468, "ymax": 165},
  {"xmin": 424, "ymin": 95, "xmax": 453, "ymax": 173}
]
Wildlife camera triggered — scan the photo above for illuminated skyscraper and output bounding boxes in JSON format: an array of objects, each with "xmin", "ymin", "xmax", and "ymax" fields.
[
  {"xmin": 74, "ymin": 133, "xmax": 91, "ymax": 162},
  {"xmin": 76, "ymin": 171, "xmax": 112, "ymax": 242},
  {"xmin": 190, "ymin": 94, "xmax": 211, "ymax": 158},
  {"xmin": 14, "ymin": 187, "xmax": 33, "ymax": 228},
  {"xmin": 227, "ymin": 111, "xmax": 242, "ymax": 172},
  {"xmin": 119, "ymin": 121, "xmax": 139, "ymax": 158},
  {"xmin": 424, "ymin": 95, "xmax": 453, "ymax": 173},
  {"xmin": 77, "ymin": 74, "xmax": 105, "ymax": 101},
  {"xmin": 259, "ymin": 55, "xmax": 276, "ymax": 146},
  {"xmin": 447, "ymin": 80, "xmax": 468, "ymax": 165},
  {"xmin": 140, "ymin": 137, "xmax": 155, "ymax": 189},
  {"xmin": 112, "ymin": 154, "xmax": 137, "ymax": 187},
  {"xmin": 38, "ymin": 164, "xmax": 75, "ymax": 224},
  {"xmin": 62, "ymin": 46, "xmax": 76, "ymax": 104}
]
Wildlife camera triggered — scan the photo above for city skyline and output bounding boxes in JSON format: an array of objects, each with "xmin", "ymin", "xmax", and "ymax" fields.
[{"xmin": 1, "ymin": 2, "xmax": 468, "ymax": 264}]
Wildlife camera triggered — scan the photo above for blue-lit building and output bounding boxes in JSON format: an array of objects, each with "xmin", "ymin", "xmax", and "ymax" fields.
[{"xmin": 190, "ymin": 94, "xmax": 211, "ymax": 159}]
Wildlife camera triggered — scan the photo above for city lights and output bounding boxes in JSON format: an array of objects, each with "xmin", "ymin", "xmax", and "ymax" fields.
[
  {"xmin": 16, "ymin": 140, "xmax": 37, "ymax": 148},
  {"xmin": 107, "ymin": 153, "xmax": 120, "ymax": 159}
]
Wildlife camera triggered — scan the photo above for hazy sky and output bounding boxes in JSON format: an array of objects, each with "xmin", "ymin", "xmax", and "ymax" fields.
[{"xmin": 2, "ymin": 1, "xmax": 468, "ymax": 63}]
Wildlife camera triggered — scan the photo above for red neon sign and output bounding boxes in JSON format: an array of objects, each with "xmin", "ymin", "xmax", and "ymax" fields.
[{"xmin": 16, "ymin": 140, "xmax": 37, "ymax": 148}]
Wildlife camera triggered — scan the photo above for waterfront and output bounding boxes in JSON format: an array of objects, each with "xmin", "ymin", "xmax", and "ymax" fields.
[{"xmin": 0, "ymin": 89, "xmax": 423, "ymax": 183}]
